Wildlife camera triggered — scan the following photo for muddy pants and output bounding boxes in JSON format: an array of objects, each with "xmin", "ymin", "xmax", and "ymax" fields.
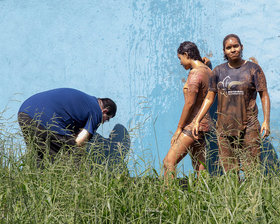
[{"xmin": 18, "ymin": 112, "xmax": 77, "ymax": 166}]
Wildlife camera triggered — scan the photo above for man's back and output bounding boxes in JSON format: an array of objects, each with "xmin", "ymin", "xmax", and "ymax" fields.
[{"xmin": 19, "ymin": 88, "xmax": 102, "ymax": 135}]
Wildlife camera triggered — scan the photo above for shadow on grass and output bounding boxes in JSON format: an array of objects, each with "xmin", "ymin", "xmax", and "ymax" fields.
[{"xmin": 87, "ymin": 123, "xmax": 131, "ymax": 174}]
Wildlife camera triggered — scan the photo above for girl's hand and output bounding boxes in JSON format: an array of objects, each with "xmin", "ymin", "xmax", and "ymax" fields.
[
  {"xmin": 192, "ymin": 122, "xmax": 200, "ymax": 140},
  {"xmin": 261, "ymin": 121, "xmax": 270, "ymax": 138},
  {"xmin": 171, "ymin": 128, "xmax": 182, "ymax": 145},
  {"xmin": 202, "ymin": 57, "xmax": 211, "ymax": 66}
]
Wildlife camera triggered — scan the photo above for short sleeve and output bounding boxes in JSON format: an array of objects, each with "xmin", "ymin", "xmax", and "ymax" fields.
[
  {"xmin": 185, "ymin": 70, "xmax": 201, "ymax": 93},
  {"xmin": 84, "ymin": 114, "xmax": 101, "ymax": 135},
  {"xmin": 209, "ymin": 67, "xmax": 218, "ymax": 92},
  {"xmin": 253, "ymin": 64, "xmax": 267, "ymax": 92}
]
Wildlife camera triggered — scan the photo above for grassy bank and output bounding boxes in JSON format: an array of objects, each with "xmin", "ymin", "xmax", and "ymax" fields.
[{"xmin": 1, "ymin": 131, "xmax": 280, "ymax": 223}]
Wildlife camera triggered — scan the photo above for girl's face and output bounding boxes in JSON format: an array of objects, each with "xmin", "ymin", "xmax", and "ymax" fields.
[
  {"xmin": 178, "ymin": 53, "xmax": 191, "ymax": 70},
  {"xmin": 223, "ymin": 37, "xmax": 243, "ymax": 61}
]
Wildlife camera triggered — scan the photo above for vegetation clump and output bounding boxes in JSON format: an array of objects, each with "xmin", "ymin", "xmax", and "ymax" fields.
[{"xmin": 1, "ymin": 125, "xmax": 280, "ymax": 223}]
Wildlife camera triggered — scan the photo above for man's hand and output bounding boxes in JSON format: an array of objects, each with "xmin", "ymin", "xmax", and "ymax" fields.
[
  {"xmin": 261, "ymin": 121, "xmax": 270, "ymax": 138},
  {"xmin": 192, "ymin": 122, "xmax": 200, "ymax": 140},
  {"xmin": 75, "ymin": 129, "xmax": 91, "ymax": 146},
  {"xmin": 171, "ymin": 128, "xmax": 182, "ymax": 145}
]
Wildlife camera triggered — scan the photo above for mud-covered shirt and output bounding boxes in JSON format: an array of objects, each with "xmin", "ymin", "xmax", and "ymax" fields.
[
  {"xmin": 209, "ymin": 61, "xmax": 267, "ymax": 135},
  {"xmin": 183, "ymin": 65, "xmax": 212, "ymax": 132}
]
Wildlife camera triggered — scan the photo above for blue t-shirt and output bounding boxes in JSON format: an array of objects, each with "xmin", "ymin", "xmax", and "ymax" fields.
[{"xmin": 19, "ymin": 88, "xmax": 102, "ymax": 136}]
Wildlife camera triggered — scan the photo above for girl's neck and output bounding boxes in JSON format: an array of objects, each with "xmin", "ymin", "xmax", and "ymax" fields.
[
  {"xmin": 191, "ymin": 60, "xmax": 205, "ymax": 69},
  {"xmin": 228, "ymin": 59, "xmax": 246, "ymax": 69}
]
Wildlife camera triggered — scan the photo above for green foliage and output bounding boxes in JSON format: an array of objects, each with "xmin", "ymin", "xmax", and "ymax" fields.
[{"xmin": 1, "ymin": 130, "xmax": 280, "ymax": 223}]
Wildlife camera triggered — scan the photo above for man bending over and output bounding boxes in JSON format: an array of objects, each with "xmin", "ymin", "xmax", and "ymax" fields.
[{"xmin": 18, "ymin": 88, "xmax": 117, "ymax": 165}]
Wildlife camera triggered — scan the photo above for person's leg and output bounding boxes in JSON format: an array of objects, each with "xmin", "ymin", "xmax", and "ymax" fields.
[
  {"xmin": 18, "ymin": 112, "xmax": 46, "ymax": 166},
  {"xmin": 46, "ymin": 132, "xmax": 77, "ymax": 163},
  {"xmin": 18, "ymin": 112, "xmax": 80, "ymax": 166},
  {"xmin": 163, "ymin": 131, "xmax": 195, "ymax": 180},
  {"xmin": 18, "ymin": 112, "xmax": 36, "ymax": 146},
  {"xmin": 190, "ymin": 136, "xmax": 206, "ymax": 174},
  {"xmin": 240, "ymin": 129, "xmax": 261, "ymax": 173},
  {"xmin": 217, "ymin": 134, "xmax": 239, "ymax": 173}
]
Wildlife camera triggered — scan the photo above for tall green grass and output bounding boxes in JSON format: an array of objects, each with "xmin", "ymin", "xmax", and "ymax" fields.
[{"xmin": 1, "ymin": 121, "xmax": 280, "ymax": 223}]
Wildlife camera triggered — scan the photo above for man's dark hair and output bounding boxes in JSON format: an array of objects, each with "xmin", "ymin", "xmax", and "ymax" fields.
[
  {"xmin": 177, "ymin": 41, "xmax": 203, "ymax": 62},
  {"xmin": 99, "ymin": 98, "xmax": 117, "ymax": 117},
  {"xmin": 223, "ymin": 34, "xmax": 243, "ymax": 60}
]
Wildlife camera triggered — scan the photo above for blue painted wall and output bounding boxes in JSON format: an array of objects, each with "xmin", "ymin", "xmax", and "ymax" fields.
[{"xmin": 1, "ymin": 0, "xmax": 279, "ymax": 175}]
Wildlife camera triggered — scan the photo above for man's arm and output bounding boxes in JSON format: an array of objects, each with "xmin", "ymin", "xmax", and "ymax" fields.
[
  {"xmin": 259, "ymin": 90, "xmax": 270, "ymax": 137},
  {"xmin": 75, "ymin": 129, "xmax": 92, "ymax": 146}
]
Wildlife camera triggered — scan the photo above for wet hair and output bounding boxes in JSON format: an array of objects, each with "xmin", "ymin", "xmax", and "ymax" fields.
[
  {"xmin": 223, "ymin": 34, "xmax": 243, "ymax": 60},
  {"xmin": 177, "ymin": 41, "xmax": 203, "ymax": 62},
  {"xmin": 99, "ymin": 98, "xmax": 117, "ymax": 117}
]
